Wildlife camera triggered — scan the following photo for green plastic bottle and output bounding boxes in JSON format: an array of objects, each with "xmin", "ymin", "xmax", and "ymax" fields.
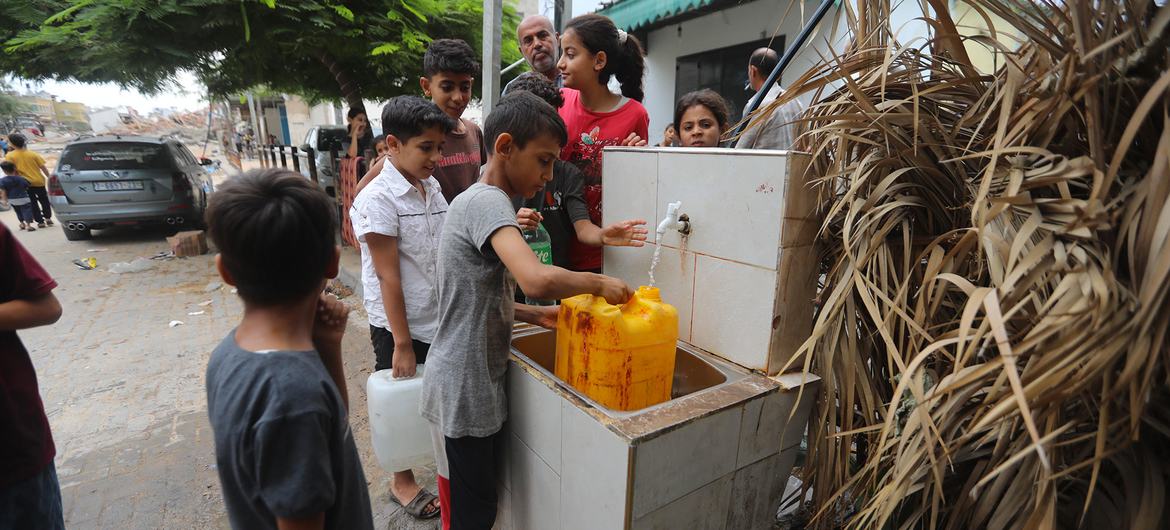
[{"xmin": 524, "ymin": 223, "xmax": 555, "ymax": 305}]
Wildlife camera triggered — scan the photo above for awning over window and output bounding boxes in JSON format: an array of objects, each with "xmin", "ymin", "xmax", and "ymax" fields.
[{"xmin": 597, "ymin": 0, "xmax": 719, "ymax": 32}]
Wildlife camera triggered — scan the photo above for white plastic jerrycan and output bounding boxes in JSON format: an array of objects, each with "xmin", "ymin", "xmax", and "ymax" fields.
[{"xmin": 366, "ymin": 367, "xmax": 433, "ymax": 471}]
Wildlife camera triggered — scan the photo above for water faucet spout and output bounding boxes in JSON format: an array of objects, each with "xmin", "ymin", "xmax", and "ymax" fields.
[{"xmin": 657, "ymin": 201, "xmax": 682, "ymax": 236}]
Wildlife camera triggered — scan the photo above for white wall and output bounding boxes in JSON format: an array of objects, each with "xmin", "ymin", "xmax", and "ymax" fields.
[
  {"xmin": 641, "ymin": 0, "xmax": 852, "ymax": 140},
  {"xmin": 638, "ymin": 0, "xmax": 931, "ymax": 140}
]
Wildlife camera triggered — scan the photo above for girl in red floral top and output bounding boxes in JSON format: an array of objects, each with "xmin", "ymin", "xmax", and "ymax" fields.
[{"xmin": 556, "ymin": 14, "xmax": 650, "ymax": 272}]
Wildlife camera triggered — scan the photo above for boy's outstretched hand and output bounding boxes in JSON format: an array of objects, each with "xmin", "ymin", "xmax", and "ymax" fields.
[
  {"xmin": 597, "ymin": 276, "xmax": 633, "ymax": 305},
  {"xmin": 313, "ymin": 293, "xmax": 349, "ymax": 347},
  {"xmin": 600, "ymin": 219, "xmax": 648, "ymax": 247}
]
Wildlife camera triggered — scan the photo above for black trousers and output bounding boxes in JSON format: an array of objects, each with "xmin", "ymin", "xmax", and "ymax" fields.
[
  {"xmin": 369, "ymin": 325, "xmax": 430, "ymax": 372},
  {"xmin": 27, "ymin": 187, "xmax": 51, "ymax": 223},
  {"xmin": 444, "ymin": 431, "xmax": 502, "ymax": 530}
]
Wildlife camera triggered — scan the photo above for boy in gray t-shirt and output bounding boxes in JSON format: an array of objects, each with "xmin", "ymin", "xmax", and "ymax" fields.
[
  {"xmin": 419, "ymin": 92, "xmax": 632, "ymax": 528},
  {"xmin": 204, "ymin": 169, "xmax": 373, "ymax": 530}
]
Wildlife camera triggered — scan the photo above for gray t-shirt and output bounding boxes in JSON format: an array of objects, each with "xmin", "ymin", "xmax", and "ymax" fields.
[
  {"xmin": 205, "ymin": 332, "xmax": 373, "ymax": 530},
  {"xmin": 420, "ymin": 183, "xmax": 520, "ymax": 438}
]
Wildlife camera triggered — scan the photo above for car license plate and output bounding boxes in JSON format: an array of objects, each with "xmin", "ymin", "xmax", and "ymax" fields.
[{"xmin": 93, "ymin": 181, "xmax": 144, "ymax": 191}]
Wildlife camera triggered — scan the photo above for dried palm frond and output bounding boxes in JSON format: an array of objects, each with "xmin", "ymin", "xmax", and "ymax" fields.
[{"xmin": 765, "ymin": 0, "xmax": 1170, "ymax": 527}]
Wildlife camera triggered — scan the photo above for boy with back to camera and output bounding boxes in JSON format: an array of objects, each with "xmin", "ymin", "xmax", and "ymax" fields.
[
  {"xmin": 351, "ymin": 96, "xmax": 455, "ymax": 520},
  {"xmin": 3, "ymin": 133, "xmax": 53, "ymax": 229},
  {"xmin": 0, "ymin": 161, "xmax": 37, "ymax": 231},
  {"xmin": 204, "ymin": 169, "xmax": 373, "ymax": 530},
  {"xmin": 420, "ymin": 91, "xmax": 633, "ymax": 529}
]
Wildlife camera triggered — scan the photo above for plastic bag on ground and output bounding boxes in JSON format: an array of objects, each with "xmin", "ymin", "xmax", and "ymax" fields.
[{"xmin": 108, "ymin": 258, "xmax": 155, "ymax": 274}]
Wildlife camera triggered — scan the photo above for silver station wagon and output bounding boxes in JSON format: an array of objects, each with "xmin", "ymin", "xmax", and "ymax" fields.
[{"xmin": 50, "ymin": 136, "xmax": 215, "ymax": 240}]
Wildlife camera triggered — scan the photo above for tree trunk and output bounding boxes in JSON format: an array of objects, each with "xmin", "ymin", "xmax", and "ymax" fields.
[{"xmin": 317, "ymin": 51, "xmax": 363, "ymax": 109}]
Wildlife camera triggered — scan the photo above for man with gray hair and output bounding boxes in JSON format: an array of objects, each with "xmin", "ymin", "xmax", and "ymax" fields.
[
  {"xmin": 503, "ymin": 15, "xmax": 564, "ymax": 94},
  {"xmin": 735, "ymin": 47, "xmax": 805, "ymax": 150}
]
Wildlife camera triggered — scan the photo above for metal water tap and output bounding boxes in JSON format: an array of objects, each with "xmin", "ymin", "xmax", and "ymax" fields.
[{"xmin": 656, "ymin": 201, "xmax": 691, "ymax": 237}]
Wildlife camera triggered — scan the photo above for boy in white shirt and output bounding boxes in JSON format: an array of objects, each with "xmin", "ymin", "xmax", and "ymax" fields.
[{"xmin": 350, "ymin": 96, "xmax": 456, "ymax": 520}]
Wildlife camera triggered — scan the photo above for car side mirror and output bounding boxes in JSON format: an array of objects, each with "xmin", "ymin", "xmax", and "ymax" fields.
[
  {"xmin": 199, "ymin": 158, "xmax": 214, "ymax": 166},
  {"xmin": 300, "ymin": 143, "xmax": 313, "ymax": 152}
]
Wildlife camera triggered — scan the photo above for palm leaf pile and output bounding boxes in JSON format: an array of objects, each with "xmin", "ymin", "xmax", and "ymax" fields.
[{"xmin": 771, "ymin": 0, "xmax": 1170, "ymax": 527}]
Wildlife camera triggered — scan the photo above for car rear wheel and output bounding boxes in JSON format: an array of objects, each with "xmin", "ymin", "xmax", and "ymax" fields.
[{"xmin": 62, "ymin": 224, "xmax": 92, "ymax": 241}]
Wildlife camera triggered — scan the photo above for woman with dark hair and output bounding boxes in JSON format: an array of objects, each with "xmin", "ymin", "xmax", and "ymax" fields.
[
  {"xmin": 344, "ymin": 106, "xmax": 374, "ymax": 159},
  {"xmin": 673, "ymin": 89, "xmax": 731, "ymax": 148},
  {"xmin": 555, "ymin": 13, "xmax": 650, "ymax": 273}
]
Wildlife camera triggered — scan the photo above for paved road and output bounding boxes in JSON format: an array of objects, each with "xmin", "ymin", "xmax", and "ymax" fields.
[{"xmin": 10, "ymin": 190, "xmax": 438, "ymax": 528}]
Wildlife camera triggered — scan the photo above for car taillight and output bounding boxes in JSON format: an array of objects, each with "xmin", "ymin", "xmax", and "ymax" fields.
[
  {"xmin": 173, "ymin": 172, "xmax": 193, "ymax": 198},
  {"xmin": 49, "ymin": 174, "xmax": 65, "ymax": 196}
]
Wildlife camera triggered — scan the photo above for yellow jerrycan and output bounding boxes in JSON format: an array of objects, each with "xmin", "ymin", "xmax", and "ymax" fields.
[{"xmin": 555, "ymin": 286, "xmax": 678, "ymax": 411}]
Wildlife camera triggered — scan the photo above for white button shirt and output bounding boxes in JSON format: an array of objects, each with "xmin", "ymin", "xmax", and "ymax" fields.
[{"xmin": 351, "ymin": 163, "xmax": 448, "ymax": 342}]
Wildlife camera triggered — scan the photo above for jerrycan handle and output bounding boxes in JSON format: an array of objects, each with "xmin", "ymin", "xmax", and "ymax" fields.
[{"xmin": 621, "ymin": 286, "xmax": 661, "ymax": 312}]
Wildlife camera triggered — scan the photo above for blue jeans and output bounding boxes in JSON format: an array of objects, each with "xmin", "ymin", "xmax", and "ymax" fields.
[
  {"xmin": 0, "ymin": 463, "xmax": 65, "ymax": 530},
  {"xmin": 11, "ymin": 202, "xmax": 34, "ymax": 224}
]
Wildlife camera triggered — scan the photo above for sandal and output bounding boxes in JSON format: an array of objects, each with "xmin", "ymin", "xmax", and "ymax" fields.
[{"xmin": 391, "ymin": 488, "xmax": 441, "ymax": 520}]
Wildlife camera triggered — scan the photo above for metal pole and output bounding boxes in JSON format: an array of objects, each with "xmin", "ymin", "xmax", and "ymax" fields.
[
  {"xmin": 482, "ymin": 0, "xmax": 503, "ymax": 113},
  {"xmin": 306, "ymin": 147, "xmax": 319, "ymax": 185},
  {"xmin": 501, "ymin": 58, "xmax": 527, "ymax": 75},
  {"xmin": 246, "ymin": 92, "xmax": 261, "ymax": 161},
  {"xmin": 555, "ymin": 0, "xmax": 573, "ymax": 31},
  {"xmin": 729, "ymin": 0, "xmax": 835, "ymax": 146}
]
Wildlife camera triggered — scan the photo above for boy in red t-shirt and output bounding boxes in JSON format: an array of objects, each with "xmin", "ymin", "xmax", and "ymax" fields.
[{"xmin": 0, "ymin": 223, "xmax": 64, "ymax": 528}]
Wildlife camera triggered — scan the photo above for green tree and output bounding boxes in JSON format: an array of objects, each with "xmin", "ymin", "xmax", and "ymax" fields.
[{"xmin": 0, "ymin": 0, "xmax": 521, "ymax": 107}]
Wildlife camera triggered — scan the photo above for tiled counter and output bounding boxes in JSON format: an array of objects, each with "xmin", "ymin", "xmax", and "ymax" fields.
[{"xmin": 496, "ymin": 329, "xmax": 819, "ymax": 530}]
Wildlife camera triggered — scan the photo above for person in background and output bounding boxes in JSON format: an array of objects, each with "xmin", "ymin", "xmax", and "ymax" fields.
[
  {"xmin": 0, "ymin": 161, "xmax": 36, "ymax": 231},
  {"xmin": 344, "ymin": 106, "xmax": 374, "ymax": 159},
  {"xmin": 421, "ymin": 39, "xmax": 487, "ymax": 204},
  {"xmin": 351, "ymin": 96, "xmax": 453, "ymax": 520},
  {"xmin": 505, "ymin": 72, "xmax": 648, "ymax": 271},
  {"xmin": 556, "ymin": 13, "xmax": 650, "ymax": 272},
  {"xmin": 735, "ymin": 47, "xmax": 805, "ymax": 150},
  {"xmin": 3, "ymin": 134, "xmax": 53, "ymax": 229},
  {"xmin": 503, "ymin": 15, "xmax": 564, "ymax": 94},
  {"xmin": 372, "ymin": 134, "xmax": 389, "ymax": 160},
  {"xmin": 420, "ymin": 91, "xmax": 632, "ymax": 529},
  {"xmin": 0, "ymin": 134, "xmax": 10, "ymax": 154},
  {"xmin": 204, "ymin": 169, "xmax": 373, "ymax": 530},
  {"xmin": 674, "ymin": 89, "xmax": 732, "ymax": 148},
  {"xmin": 657, "ymin": 123, "xmax": 677, "ymax": 147},
  {"xmin": 0, "ymin": 223, "xmax": 65, "ymax": 529}
]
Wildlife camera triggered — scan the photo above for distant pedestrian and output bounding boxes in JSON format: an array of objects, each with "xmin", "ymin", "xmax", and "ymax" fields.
[
  {"xmin": 204, "ymin": 169, "xmax": 374, "ymax": 530},
  {"xmin": 657, "ymin": 123, "xmax": 677, "ymax": 147},
  {"xmin": 735, "ymin": 47, "xmax": 805, "ymax": 150},
  {"xmin": 0, "ymin": 161, "xmax": 36, "ymax": 231},
  {"xmin": 0, "ymin": 223, "xmax": 65, "ymax": 529},
  {"xmin": 344, "ymin": 107, "xmax": 374, "ymax": 159},
  {"xmin": 3, "ymin": 134, "xmax": 53, "ymax": 229},
  {"xmin": 0, "ymin": 135, "xmax": 10, "ymax": 154}
]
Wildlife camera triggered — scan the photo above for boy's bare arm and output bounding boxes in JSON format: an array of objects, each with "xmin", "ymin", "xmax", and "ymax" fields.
[
  {"xmin": 0, "ymin": 292, "xmax": 62, "ymax": 331},
  {"xmin": 276, "ymin": 513, "xmax": 325, "ymax": 530},
  {"xmin": 354, "ymin": 157, "xmax": 386, "ymax": 196},
  {"xmin": 514, "ymin": 303, "xmax": 559, "ymax": 328},
  {"xmin": 572, "ymin": 218, "xmax": 649, "ymax": 248},
  {"xmin": 312, "ymin": 293, "xmax": 349, "ymax": 410},
  {"xmin": 365, "ymin": 233, "xmax": 419, "ymax": 378},
  {"xmin": 491, "ymin": 227, "xmax": 632, "ymax": 304}
]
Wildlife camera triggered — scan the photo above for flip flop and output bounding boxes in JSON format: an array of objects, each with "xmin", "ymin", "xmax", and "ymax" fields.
[{"xmin": 392, "ymin": 488, "xmax": 440, "ymax": 520}]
